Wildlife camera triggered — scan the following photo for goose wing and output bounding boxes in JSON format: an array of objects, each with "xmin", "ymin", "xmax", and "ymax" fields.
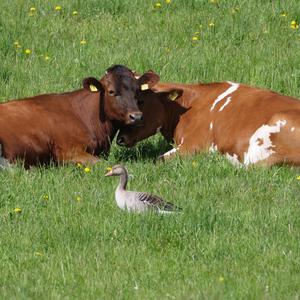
[{"xmin": 137, "ymin": 192, "xmax": 181, "ymax": 212}]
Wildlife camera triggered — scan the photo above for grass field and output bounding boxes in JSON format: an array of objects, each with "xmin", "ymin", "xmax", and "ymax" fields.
[{"xmin": 1, "ymin": 0, "xmax": 300, "ymax": 299}]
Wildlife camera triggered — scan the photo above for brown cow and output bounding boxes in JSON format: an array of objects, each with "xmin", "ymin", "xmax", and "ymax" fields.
[
  {"xmin": 117, "ymin": 81, "xmax": 300, "ymax": 167},
  {"xmin": 0, "ymin": 65, "xmax": 159, "ymax": 168}
]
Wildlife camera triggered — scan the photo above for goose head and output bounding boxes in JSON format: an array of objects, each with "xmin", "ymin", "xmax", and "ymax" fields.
[{"xmin": 105, "ymin": 164, "xmax": 127, "ymax": 177}]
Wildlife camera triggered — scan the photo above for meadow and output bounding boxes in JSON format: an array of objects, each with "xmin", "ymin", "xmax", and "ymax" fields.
[{"xmin": 0, "ymin": 0, "xmax": 300, "ymax": 299}]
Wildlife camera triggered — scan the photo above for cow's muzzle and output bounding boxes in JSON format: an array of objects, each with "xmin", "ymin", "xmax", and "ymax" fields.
[{"xmin": 126, "ymin": 112, "xmax": 144, "ymax": 125}]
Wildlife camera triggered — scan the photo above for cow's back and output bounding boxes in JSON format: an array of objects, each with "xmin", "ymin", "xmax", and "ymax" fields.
[{"xmin": 0, "ymin": 90, "xmax": 104, "ymax": 166}]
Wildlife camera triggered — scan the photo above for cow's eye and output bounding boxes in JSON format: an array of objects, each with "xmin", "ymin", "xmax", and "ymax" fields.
[{"xmin": 108, "ymin": 90, "xmax": 115, "ymax": 96}]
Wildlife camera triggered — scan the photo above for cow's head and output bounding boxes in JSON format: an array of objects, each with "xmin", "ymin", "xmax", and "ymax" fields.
[
  {"xmin": 116, "ymin": 88, "xmax": 183, "ymax": 147},
  {"xmin": 83, "ymin": 65, "xmax": 160, "ymax": 125}
]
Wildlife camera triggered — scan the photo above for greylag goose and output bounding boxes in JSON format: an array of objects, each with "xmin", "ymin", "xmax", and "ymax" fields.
[{"xmin": 105, "ymin": 165, "xmax": 182, "ymax": 213}]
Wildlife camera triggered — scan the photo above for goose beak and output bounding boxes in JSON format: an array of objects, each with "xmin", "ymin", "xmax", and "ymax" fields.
[{"xmin": 105, "ymin": 167, "xmax": 113, "ymax": 177}]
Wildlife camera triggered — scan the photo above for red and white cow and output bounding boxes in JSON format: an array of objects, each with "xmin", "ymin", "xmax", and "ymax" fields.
[{"xmin": 117, "ymin": 81, "xmax": 300, "ymax": 167}]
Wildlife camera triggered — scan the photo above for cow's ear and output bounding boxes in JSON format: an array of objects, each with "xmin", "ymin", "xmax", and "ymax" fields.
[
  {"xmin": 137, "ymin": 71, "xmax": 160, "ymax": 91},
  {"xmin": 158, "ymin": 89, "xmax": 183, "ymax": 101},
  {"xmin": 82, "ymin": 77, "xmax": 103, "ymax": 93},
  {"xmin": 167, "ymin": 89, "xmax": 183, "ymax": 101}
]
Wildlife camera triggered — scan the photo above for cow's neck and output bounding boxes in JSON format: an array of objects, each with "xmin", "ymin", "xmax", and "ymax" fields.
[
  {"xmin": 160, "ymin": 99, "xmax": 188, "ymax": 142},
  {"xmin": 70, "ymin": 89, "xmax": 116, "ymax": 154}
]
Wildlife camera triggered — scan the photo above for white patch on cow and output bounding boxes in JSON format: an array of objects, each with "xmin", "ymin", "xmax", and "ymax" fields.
[
  {"xmin": 209, "ymin": 143, "xmax": 218, "ymax": 153},
  {"xmin": 156, "ymin": 126, "xmax": 162, "ymax": 133},
  {"xmin": 243, "ymin": 120, "xmax": 287, "ymax": 166},
  {"xmin": 219, "ymin": 96, "xmax": 232, "ymax": 112},
  {"xmin": 162, "ymin": 148, "xmax": 177, "ymax": 157},
  {"xmin": 291, "ymin": 127, "xmax": 295, "ymax": 132},
  {"xmin": 162, "ymin": 138, "xmax": 184, "ymax": 158},
  {"xmin": 210, "ymin": 82, "xmax": 239, "ymax": 111},
  {"xmin": 225, "ymin": 153, "xmax": 241, "ymax": 167},
  {"xmin": 210, "ymin": 122, "xmax": 213, "ymax": 130}
]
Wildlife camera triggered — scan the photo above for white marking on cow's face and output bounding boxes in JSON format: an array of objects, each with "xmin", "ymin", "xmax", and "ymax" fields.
[
  {"xmin": 209, "ymin": 143, "xmax": 218, "ymax": 153},
  {"xmin": 243, "ymin": 120, "xmax": 287, "ymax": 166},
  {"xmin": 162, "ymin": 138, "xmax": 184, "ymax": 158},
  {"xmin": 291, "ymin": 127, "xmax": 295, "ymax": 132},
  {"xmin": 219, "ymin": 96, "xmax": 232, "ymax": 112},
  {"xmin": 225, "ymin": 153, "xmax": 241, "ymax": 167},
  {"xmin": 210, "ymin": 82, "xmax": 239, "ymax": 111},
  {"xmin": 210, "ymin": 122, "xmax": 213, "ymax": 130}
]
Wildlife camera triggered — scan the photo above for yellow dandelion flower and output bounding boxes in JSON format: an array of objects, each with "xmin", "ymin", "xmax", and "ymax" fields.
[
  {"xmin": 30, "ymin": 7, "xmax": 36, "ymax": 12},
  {"xmin": 14, "ymin": 207, "xmax": 22, "ymax": 213},
  {"xmin": 44, "ymin": 55, "xmax": 50, "ymax": 61},
  {"xmin": 84, "ymin": 167, "xmax": 90, "ymax": 173},
  {"xmin": 154, "ymin": 2, "xmax": 162, "ymax": 9},
  {"xmin": 24, "ymin": 49, "xmax": 31, "ymax": 55},
  {"xmin": 76, "ymin": 196, "xmax": 81, "ymax": 201},
  {"xmin": 209, "ymin": 0, "xmax": 218, "ymax": 3},
  {"xmin": 35, "ymin": 251, "xmax": 43, "ymax": 256},
  {"xmin": 106, "ymin": 167, "xmax": 112, "ymax": 171},
  {"xmin": 165, "ymin": 0, "xmax": 171, "ymax": 4},
  {"xmin": 290, "ymin": 21, "xmax": 299, "ymax": 29},
  {"xmin": 55, "ymin": 5, "xmax": 62, "ymax": 11},
  {"xmin": 296, "ymin": 175, "xmax": 300, "ymax": 180},
  {"xmin": 14, "ymin": 41, "xmax": 21, "ymax": 48},
  {"xmin": 192, "ymin": 36, "xmax": 199, "ymax": 41},
  {"xmin": 80, "ymin": 39, "xmax": 87, "ymax": 45},
  {"xmin": 72, "ymin": 11, "xmax": 78, "ymax": 16},
  {"xmin": 231, "ymin": 6, "xmax": 240, "ymax": 14},
  {"xmin": 219, "ymin": 276, "xmax": 224, "ymax": 282},
  {"xmin": 192, "ymin": 161, "xmax": 198, "ymax": 167},
  {"xmin": 209, "ymin": 22, "xmax": 215, "ymax": 27},
  {"xmin": 280, "ymin": 12, "xmax": 287, "ymax": 17},
  {"xmin": 42, "ymin": 194, "xmax": 49, "ymax": 201}
]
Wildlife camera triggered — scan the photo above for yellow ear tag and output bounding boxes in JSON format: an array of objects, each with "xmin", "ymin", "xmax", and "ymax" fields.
[
  {"xmin": 89, "ymin": 84, "xmax": 98, "ymax": 92},
  {"xmin": 106, "ymin": 167, "xmax": 112, "ymax": 171},
  {"xmin": 169, "ymin": 91, "xmax": 179, "ymax": 101},
  {"xmin": 141, "ymin": 83, "xmax": 149, "ymax": 91}
]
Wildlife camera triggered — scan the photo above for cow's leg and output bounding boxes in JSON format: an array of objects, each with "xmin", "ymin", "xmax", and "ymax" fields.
[
  {"xmin": 157, "ymin": 137, "xmax": 191, "ymax": 161},
  {"xmin": 55, "ymin": 148, "xmax": 100, "ymax": 165},
  {"xmin": 245, "ymin": 111, "xmax": 300, "ymax": 167},
  {"xmin": 65, "ymin": 152, "xmax": 100, "ymax": 165}
]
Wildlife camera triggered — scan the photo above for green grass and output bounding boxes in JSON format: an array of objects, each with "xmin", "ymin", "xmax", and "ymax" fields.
[{"xmin": 1, "ymin": 0, "xmax": 300, "ymax": 299}]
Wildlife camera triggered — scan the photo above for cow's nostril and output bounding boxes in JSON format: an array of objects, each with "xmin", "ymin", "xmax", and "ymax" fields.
[
  {"xmin": 129, "ymin": 114, "xmax": 136, "ymax": 121},
  {"xmin": 134, "ymin": 114, "xmax": 143, "ymax": 121},
  {"xmin": 129, "ymin": 113, "xmax": 143, "ymax": 122}
]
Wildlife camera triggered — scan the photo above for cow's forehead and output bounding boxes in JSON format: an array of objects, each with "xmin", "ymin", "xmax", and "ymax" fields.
[
  {"xmin": 105, "ymin": 65, "xmax": 138, "ymax": 90},
  {"xmin": 105, "ymin": 64, "xmax": 134, "ymax": 77}
]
